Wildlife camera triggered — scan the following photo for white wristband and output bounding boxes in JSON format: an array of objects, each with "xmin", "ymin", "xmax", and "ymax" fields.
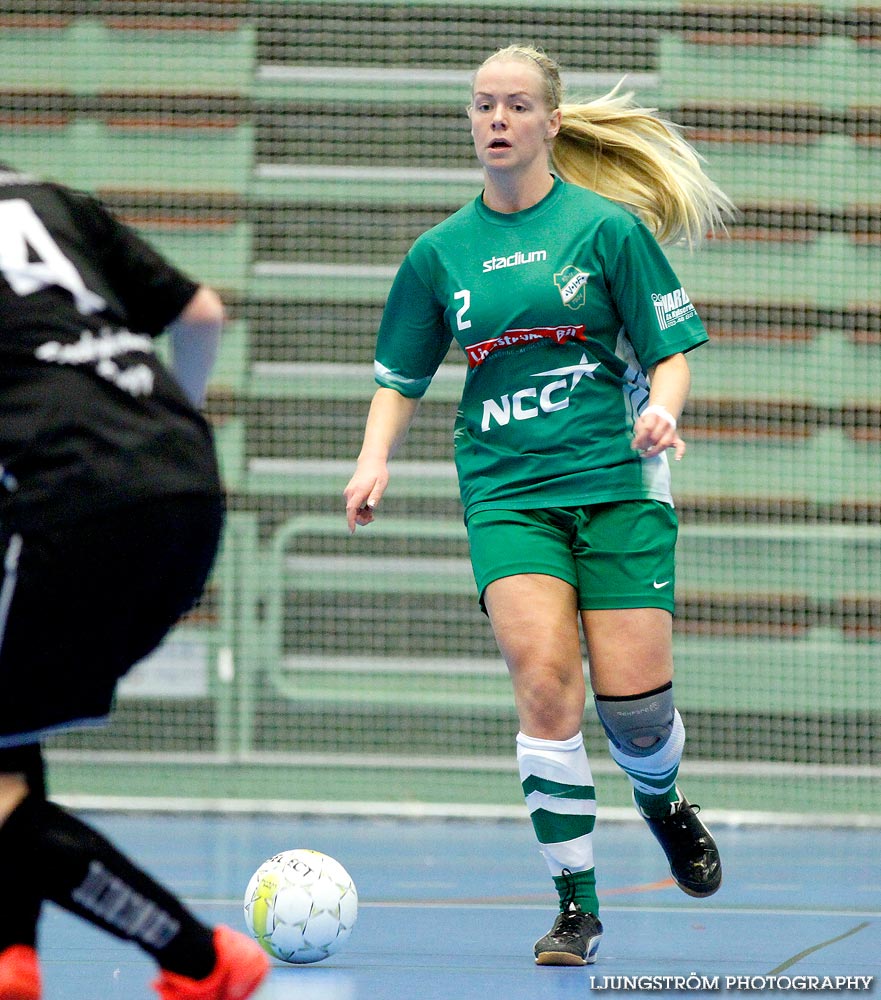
[{"xmin": 642, "ymin": 404, "xmax": 677, "ymax": 431}]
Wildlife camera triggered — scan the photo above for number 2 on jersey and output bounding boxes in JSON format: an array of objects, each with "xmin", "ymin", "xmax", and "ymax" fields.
[
  {"xmin": 0, "ymin": 198, "xmax": 106, "ymax": 314},
  {"xmin": 454, "ymin": 289, "xmax": 472, "ymax": 331}
]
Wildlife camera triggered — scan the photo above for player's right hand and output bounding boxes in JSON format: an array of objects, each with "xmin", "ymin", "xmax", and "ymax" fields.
[{"xmin": 343, "ymin": 462, "xmax": 389, "ymax": 534}]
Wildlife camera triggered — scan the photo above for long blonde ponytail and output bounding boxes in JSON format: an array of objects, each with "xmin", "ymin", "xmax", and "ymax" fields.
[
  {"xmin": 553, "ymin": 84, "xmax": 735, "ymax": 247},
  {"xmin": 477, "ymin": 46, "xmax": 736, "ymax": 247}
]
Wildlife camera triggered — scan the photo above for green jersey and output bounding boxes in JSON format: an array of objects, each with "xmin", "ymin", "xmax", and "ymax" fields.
[{"xmin": 374, "ymin": 177, "xmax": 708, "ymax": 520}]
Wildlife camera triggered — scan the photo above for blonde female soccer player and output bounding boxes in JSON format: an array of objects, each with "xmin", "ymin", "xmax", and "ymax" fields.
[{"xmin": 344, "ymin": 45, "xmax": 734, "ymax": 965}]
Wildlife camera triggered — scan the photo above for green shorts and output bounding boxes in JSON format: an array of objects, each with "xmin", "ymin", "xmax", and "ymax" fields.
[{"xmin": 466, "ymin": 500, "xmax": 678, "ymax": 612}]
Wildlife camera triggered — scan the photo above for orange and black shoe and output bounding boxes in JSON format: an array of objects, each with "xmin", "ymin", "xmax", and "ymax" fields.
[
  {"xmin": 152, "ymin": 926, "xmax": 270, "ymax": 1000},
  {"xmin": 0, "ymin": 944, "xmax": 41, "ymax": 1000}
]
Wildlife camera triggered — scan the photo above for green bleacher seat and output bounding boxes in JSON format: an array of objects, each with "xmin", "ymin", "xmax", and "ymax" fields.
[
  {"xmin": 269, "ymin": 634, "xmax": 881, "ymax": 716},
  {"xmin": 215, "ymin": 426, "xmax": 881, "ymax": 508},
  {"xmin": 251, "ymin": 164, "xmax": 484, "ymax": 209},
  {"xmin": 247, "ymin": 236, "xmax": 881, "ymax": 307},
  {"xmin": 676, "ymin": 428, "xmax": 881, "ymax": 505},
  {"xmin": 242, "ymin": 514, "xmax": 881, "ymax": 721},
  {"xmin": 248, "ymin": 262, "xmax": 394, "ymax": 303},
  {"xmin": 139, "ymin": 220, "xmax": 252, "ymax": 292},
  {"xmin": 0, "ymin": 16, "xmax": 255, "ymax": 94},
  {"xmin": 253, "ymin": 516, "xmax": 881, "ymax": 602},
  {"xmin": 209, "ymin": 319, "xmax": 250, "ymax": 394},
  {"xmin": 659, "ymin": 35, "xmax": 879, "ymax": 108},
  {"xmin": 244, "ymin": 202, "xmax": 877, "ymax": 305},
  {"xmin": 245, "ymin": 457, "xmax": 460, "ymax": 499},
  {"xmin": 213, "ymin": 417, "xmax": 247, "ymax": 493},
  {"xmin": 246, "ymin": 361, "xmax": 464, "ymax": 402},
  {"xmin": 694, "ymin": 135, "xmax": 881, "ymax": 209},
  {"xmin": 245, "ymin": 328, "xmax": 881, "ymax": 409},
  {"xmin": 667, "ymin": 233, "xmax": 878, "ymax": 309},
  {"xmin": 0, "ymin": 119, "xmax": 254, "ymax": 193},
  {"xmin": 686, "ymin": 330, "xmax": 881, "ymax": 405}
]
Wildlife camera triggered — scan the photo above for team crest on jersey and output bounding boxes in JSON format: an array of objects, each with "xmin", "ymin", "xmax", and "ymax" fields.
[{"xmin": 554, "ymin": 266, "xmax": 590, "ymax": 310}]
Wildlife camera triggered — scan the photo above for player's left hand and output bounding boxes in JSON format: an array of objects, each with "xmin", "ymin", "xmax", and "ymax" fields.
[{"xmin": 632, "ymin": 405, "xmax": 686, "ymax": 461}]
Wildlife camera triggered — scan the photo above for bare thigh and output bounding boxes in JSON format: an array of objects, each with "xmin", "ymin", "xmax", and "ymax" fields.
[
  {"xmin": 581, "ymin": 607, "xmax": 674, "ymax": 697},
  {"xmin": 484, "ymin": 573, "xmax": 585, "ymax": 740}
]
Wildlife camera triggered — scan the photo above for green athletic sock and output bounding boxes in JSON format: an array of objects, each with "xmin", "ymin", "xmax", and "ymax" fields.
[
  {"xmin": 553, "ymin": 868, "xmax": 599, "ymax": 915},
  {"xmin": 634, "ymin": 785, "xmax": 680, "ymax": 818}
]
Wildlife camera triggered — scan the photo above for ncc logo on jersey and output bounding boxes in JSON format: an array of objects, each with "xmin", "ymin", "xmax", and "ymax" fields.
[
  {"xmin": 554, "ymin": 265, "xmax": 590, "ymax": 310},
  {"xmin": 480, "ymin": 354, "xmax": 601, "ymax": 432}
]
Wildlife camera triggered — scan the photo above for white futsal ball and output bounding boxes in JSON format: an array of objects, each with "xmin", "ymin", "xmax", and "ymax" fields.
[{"xmin": 243, "ymin": 849, "xmax": 358, "ymax": 964}]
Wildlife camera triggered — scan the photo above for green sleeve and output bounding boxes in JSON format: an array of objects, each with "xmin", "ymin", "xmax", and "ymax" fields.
[
  {"xmin": 605, "ymin": 221, "xmax": 708, "ymax": 369},
  {"xmin": 374, "ymin": 254, "xmax": 454, "ymax": 399}
]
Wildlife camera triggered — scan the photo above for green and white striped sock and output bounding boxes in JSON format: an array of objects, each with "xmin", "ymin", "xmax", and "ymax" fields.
[
  {"xmin": 517, "ymin": 731, "xmax": 599, "ymax": 915},
  {"xmin": 608, "ymin": 710, "xmax": 686, "ymax": 819}
]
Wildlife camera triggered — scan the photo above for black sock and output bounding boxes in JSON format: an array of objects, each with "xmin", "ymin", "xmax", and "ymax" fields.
[
  {"xmin": 0, "ymin": 744, "xmax": 47, "ymax": 950},
  {"xmin": 11, "ymin": 797, "xmax": 216, "ymax": 979},
  {"xmin": 0, "ymin": 796, "xmax": 42, "ymax": 950}
]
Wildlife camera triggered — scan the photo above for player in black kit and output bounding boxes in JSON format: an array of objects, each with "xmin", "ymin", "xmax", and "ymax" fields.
[{"xmin": 0, "ymin": 165, "xmax": 269, "ymax": 1000}]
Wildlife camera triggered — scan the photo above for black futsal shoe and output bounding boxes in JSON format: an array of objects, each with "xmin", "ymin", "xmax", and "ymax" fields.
[
  {"xmin": 639, "ymin": 793, "xmax": 722, "ymax": 897},
  {"xmin": 534, "ymin": 902, "xmax": 603, "ymax": 966}
]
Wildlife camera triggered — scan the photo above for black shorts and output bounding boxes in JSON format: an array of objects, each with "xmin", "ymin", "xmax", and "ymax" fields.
[{"xmin": 0, "ymin": 494, "xmax": 223, "ymax": 746}]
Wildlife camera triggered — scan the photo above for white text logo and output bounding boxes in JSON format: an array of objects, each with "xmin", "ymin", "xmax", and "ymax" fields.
[
  {"xmin": 652, "ymin": 287, "xmax": 696, "ymax": 330},
  {"xmin": 482, "ymin": 248, "xmax": 547, "ymax": 273},
  {"xmin": 466, "ymin": 324, "xmax": 586, "ymax": 368},
  {"xmin": 36, "ymin": 327, "xmax": 155, "ymax": 397},
  {"xmin": 480, "ymin": 353, "xmax": 600, "ymax": 431}
]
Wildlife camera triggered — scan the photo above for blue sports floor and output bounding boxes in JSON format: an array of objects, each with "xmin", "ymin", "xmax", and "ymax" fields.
[{"xmin": 38, "ymin": 812, "xmax": 880, "ymax": 1000}]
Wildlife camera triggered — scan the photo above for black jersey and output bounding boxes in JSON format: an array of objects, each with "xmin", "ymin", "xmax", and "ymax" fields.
[{"xmin": 0, "ymin": 167, "xmax": 222, "ymax": 531}]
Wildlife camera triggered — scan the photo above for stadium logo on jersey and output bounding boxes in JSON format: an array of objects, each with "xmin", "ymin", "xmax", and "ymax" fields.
[
  {"xmin": 652, "ymin": 287, "xmax": 696, "ymax": 330},
  {"xmin": 554, "ymin": 266, "xmax": 590, "ymax": 310},
  {"xmin": 480, "ymin": 353, "xmax": 600, "ymax": 432},
  {"xmin": 466, "ymin": 324, "xmax": 587, "ymax": 368},
  {"xmin": 482, "ymin": 248, "xmax": 547, "ymax": 273}
]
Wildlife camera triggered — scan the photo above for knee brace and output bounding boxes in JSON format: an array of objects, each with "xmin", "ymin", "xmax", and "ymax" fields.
[{"xmin": 594, "ymin": 682, "xmax": 675, "ymax": 757}]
